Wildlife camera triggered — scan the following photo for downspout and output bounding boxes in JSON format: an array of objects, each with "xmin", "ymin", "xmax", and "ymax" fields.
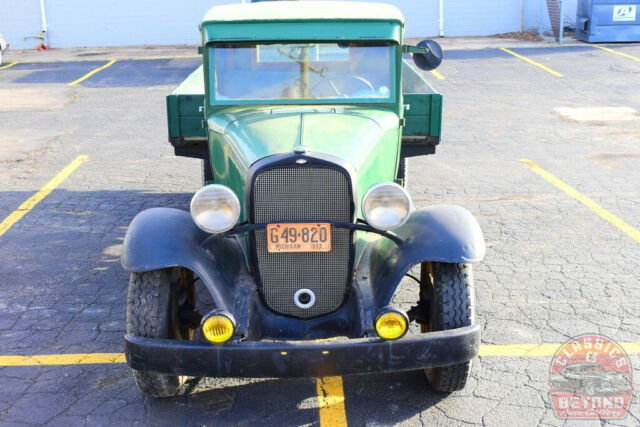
[
  {"xmin": 438, "ymin": 0, "xmax": 444, "ymax": 37},
  {"xmin": 558, "ymin": 0, "xmax": 564, "ymax": 44},
  {"xmin": 520, "ymin": 0, "xmax": 524, "ymax": 31},
  {"xmin": 39, "ymin": 0, "xmax": 49, "ymax": 48}
]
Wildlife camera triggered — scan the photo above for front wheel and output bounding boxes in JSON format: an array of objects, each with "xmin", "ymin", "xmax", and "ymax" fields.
[
  {"xmin": 421, "ymin": 262, "xmax": 475, "ymax": 393},
  {"xmin": 126, "ymin": 268, "xmax": 196, "ymax": 397},
  {"xmin": 202, "ymin": 159, "xmax": 214, "ymax": 186}
]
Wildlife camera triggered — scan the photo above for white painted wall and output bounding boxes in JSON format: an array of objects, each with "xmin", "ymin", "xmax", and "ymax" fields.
[
  {"xmin": 2, "ymin": 0, "xmax": 42, "ymax": 49},
  {"xmin": 0, "ymin": 0, "xmax": 580, "ymax": 49},
  {"xmin": 443, "ymin": 0, "xmax": 521, "ymax": 36},
  {"xmin": 1, "ymin": 0, "xmax": 228, "ymax": 49}
]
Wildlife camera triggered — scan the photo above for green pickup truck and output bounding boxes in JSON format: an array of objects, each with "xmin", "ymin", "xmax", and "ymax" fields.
[{"xmin": 122, "ymin": 1, "xmax": 485, "ymax": 398}]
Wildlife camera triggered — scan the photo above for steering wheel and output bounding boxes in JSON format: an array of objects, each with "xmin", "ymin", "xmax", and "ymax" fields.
[{"xmin": 311, "ymin": 75, "xmax": 375, "ymax": 97}]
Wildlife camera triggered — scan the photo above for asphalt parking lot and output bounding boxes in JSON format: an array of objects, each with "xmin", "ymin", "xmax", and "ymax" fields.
[{"xmin": 1, "ymin": 41, "xmax": 640, "ymax": 425}]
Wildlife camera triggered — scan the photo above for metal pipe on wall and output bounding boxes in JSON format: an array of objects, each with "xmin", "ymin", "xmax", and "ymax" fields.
[
  {"xmin": 558, "ymin": 0, "xmax": 564, "ymax": 43},
  {"xmin": 39, "ymin": 0, "xmax": 49, "ymax": 46},
  {"xmin": 438, "ymin": 0, "xmax": 444, "ymax": 36}
]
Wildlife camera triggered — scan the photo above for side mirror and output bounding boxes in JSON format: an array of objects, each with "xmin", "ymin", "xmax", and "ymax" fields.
[{"xmin": 412, "ymin": 40, "xmax": 443, "ymax": 71}]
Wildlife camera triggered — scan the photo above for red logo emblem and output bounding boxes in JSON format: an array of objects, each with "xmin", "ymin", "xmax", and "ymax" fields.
[{"xmin": 549, "ymin": 334, "xmax": 633, "ymax": 419}]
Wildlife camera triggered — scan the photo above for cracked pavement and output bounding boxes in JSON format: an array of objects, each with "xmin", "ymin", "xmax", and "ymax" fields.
[{"xmin": 1, "ymin": 42, "xmax": 639, "ymax": 425}]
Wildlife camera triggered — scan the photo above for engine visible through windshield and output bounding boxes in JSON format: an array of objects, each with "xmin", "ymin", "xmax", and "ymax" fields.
[{"xmin": 210, "ymin": 42, "xmax": 393, "ymax": 102}]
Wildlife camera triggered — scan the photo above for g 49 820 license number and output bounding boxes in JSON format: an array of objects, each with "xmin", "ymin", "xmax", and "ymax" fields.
[{"xmin": 266, "ymin": 223, "xmax": 331, "ymax": 253}]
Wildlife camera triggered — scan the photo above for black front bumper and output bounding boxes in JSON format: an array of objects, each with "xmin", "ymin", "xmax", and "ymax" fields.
[{"xmin": 124, "ymin": 324, "xmax": 480, "ymax": 378}]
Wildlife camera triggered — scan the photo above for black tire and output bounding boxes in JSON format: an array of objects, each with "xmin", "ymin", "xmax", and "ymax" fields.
[
  {"xmin": 396, "ymin": 157, "xmax": 408, "ymax": 188},
  {"xmin": 202, "ymin": 159, "xmax": 213, "ymax": 186},
  {"xmin": 421, "ymin": 262, "xmax": 475, "ymax": 393},
  {"xmin": 126, "ymin": 268, "xmax": 196, "ymax": 397}
]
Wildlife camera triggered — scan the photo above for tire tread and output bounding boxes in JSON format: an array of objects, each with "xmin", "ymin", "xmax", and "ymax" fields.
[
  {"xmin": 425, "ymin": 263, "xmax": 474, "ymax": 393},
  {"xmin": 127, "ymin": 270, "xmax": 182, "ymax": 398}
]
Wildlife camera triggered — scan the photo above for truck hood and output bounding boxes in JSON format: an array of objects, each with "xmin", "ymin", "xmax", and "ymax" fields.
[{"xmin": 209, "ymin": 106, "xmax": 400, "ymax": 174}]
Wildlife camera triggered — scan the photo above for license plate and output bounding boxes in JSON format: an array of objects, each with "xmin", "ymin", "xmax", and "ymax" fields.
[{"xmin": 266, "ymin": 223, "xmax": 331, "ymax": 253}]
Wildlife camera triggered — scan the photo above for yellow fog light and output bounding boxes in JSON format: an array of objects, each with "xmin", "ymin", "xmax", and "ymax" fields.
[
  {"xmin": 375, "ymin": 308, "xmax": 408, "ymax": 341},
  {"xmin": 201, "ymin": 311, "xmax": 235, "ymax": 344}
]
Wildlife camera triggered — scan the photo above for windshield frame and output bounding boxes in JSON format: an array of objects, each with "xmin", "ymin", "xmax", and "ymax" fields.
[{"xmin": 206, "ymin": 41, "xmax": 397, "ymax": 107}]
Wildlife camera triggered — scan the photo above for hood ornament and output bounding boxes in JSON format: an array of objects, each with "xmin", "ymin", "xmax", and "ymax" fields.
[{"xmin": 293, "ymin": 145, "xmax": 309, "ymax": 154}]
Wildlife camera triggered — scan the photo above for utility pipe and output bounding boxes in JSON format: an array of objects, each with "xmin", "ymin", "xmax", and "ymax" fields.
[
  {"xmin": 438, "ymin": 0, "xmax": 444, "ymax": 37},
  {"xmin": 39, "ymin": 0, "xmax": 49, "ymax": 47},
  {"xmin": 558, "ymin": 0, "xmax": 564, "ymax": 44}
]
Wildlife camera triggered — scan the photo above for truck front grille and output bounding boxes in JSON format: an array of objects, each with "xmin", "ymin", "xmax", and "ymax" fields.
[{"xmin": 252, "ymin": 166, "xmax": 352, "ymax": 318}]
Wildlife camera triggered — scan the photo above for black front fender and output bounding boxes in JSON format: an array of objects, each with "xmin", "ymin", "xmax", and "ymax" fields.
[
  {"xmin": 361, "ymin": 205, "xmax": 485, "ymax": 308},
  {"xmin": 120, "ymin": 208, "xmax": 244, "ymax": 311}
]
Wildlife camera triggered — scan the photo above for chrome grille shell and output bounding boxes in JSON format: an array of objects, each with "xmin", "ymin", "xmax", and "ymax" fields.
[{"xmin": 249, "ymin": 155, "xmax": 355, "ymax": 319}]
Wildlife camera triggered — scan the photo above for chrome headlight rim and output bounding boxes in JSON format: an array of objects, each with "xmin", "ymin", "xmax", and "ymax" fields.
[
  {"xmin": 362, "ymin": 181, "xmax": 412, "ymax": 231},
  {"xmin": 190, "ymin": 184, "xmax": 241, "ymax": 234}
]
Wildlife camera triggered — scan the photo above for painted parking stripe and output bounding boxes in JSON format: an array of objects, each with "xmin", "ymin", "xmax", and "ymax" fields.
[
  {"xmin": 429, "ymin": 69, "xmax": 445, "ymax": 80},
  {"xmin": 0, "ymin": 155, "xmax": 89, "ymax": 239},
  {"xmin": 593, "ymin": 45, "xmax": 640, "ymax": 62},
  {"xmin": 128, "ymin": 55, "xmax": 200, "ymax": 61},
  {"xmin": 500, "ymin": 48, "xmax": 564, "ymax": 77},
  {"xmin": 0, "ymin": 61, "xmax": 19, "ymax": 70},
  {"xmin": 80, "ymin": 58, "xmax": 201, "ymax": 88},
  {"xmin": 520, "ymin": 159, "xmax": 640, "ymax": 244},
  {"xmin": 316, "ymin": 376, "xmax": 348, "ymax": 426},
  {"xmin": 9, "ymin": 55, "xmax": 200, "ymax": 65},
  {"xmin": 68, "ymin": 59, "xmax": 117, "ymax": 86},
  {"xmin": 0, "ymin": 353, "xmax": 125, "ymax": 366}
]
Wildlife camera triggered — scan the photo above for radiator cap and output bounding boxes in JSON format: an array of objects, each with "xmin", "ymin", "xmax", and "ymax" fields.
[{"xmin": 293, "ymin": 145, "xmax": 309, "ymax": 154}]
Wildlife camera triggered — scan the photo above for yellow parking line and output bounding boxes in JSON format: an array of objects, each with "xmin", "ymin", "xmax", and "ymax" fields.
[
  {"xmin": 480, "ymin": 343, "xmax": 561, "ymax": 357},
  {"xmin": 481, "ymin": 342, "xmax": 640, "ymax": 357},
  {"xmin": 520, "ymin": 159, "xmax": 640, "ymax": 244},
  {"xmin": 0, "ymin": 353, "xmax": 125, "ymax": 366},
  {"xmin": 0, "ymin": 155, "xmax": 89, "ymax": 238},
  {"xmin": 593, "ymin": 45, "xmax": 640, "ymax": 62},
  {"xmin": 430, "ymin": 69, "xmax": 445, "ymax": 80},
  {"xmin": 68, "ymin": 59, "xmax": 117, "ymax": 86},
  {"xmin": 316, "ymin": 376, "xmax": 347, "ymax": 427},
  {"xmin": 0, "ymin": 61, "xmax": 19, "ymax": 70},
  {"xmin": 16, "ymin": 55, "xmax": 200, "ymax": 65},
  {"xmin": 500, "ymin": 47, "xmax": 564, "ymax": 77},
  {"xmin": 129, "ymin": 55, "xmax": 201, "ymax": 61}
]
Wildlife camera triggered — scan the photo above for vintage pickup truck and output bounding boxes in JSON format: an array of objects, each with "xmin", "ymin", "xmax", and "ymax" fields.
[{"xmin": 122, "ymin": 1, "xmax": 485, "ymax": 398}]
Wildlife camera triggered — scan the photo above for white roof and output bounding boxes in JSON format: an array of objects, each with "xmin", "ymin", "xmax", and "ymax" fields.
[{"xmin": 203, "ymin": 1, "xmax": 404, "ymax": 24}]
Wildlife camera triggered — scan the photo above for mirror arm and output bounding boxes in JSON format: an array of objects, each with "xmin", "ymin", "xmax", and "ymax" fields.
[{"xmin": 402, "ymin": 45, "xmax": 430, "ymax": 54}]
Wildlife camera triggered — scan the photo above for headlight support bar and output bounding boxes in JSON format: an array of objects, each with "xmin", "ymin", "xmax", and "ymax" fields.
[{"xmin": 203, "ymin": 220, "xmax": 404, "ymax": 246}]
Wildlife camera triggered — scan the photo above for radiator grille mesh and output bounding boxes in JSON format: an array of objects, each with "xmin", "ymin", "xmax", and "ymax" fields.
[{"xmin": 253, "ymin": 166, "xmax": 352, "ymax": 318}]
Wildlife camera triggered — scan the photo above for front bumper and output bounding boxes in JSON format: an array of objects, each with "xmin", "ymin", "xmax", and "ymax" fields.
[{"xmin": 124, "ymin": 324, "xmax": 480, "ymax": 378}]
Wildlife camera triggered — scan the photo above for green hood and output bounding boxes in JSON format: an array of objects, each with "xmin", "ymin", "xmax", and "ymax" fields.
[
  {"xmin": 209, "ymin": 107, "xmax": 399, "ymax": 174},
  {"xmin": 208, "ymin": 106, "xmax": 401, "ymax": 213}
]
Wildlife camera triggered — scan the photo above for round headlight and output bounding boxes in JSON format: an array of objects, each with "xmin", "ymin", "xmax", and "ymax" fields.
[
  {"xmin": 362, "ymin": 182, "xmax": 412, "ymax": 230},
  {"xmin": 190, "ymin": 184, "xmax": 240, "ymax": 233}
]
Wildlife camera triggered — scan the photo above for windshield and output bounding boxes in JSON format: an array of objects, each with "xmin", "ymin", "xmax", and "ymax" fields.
[{"xmin": 210, "ymin": 43, "xmax": 393, "ymax": 102}]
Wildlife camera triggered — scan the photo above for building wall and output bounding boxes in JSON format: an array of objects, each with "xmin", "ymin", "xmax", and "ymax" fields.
[
  {"xmin": 1, "ymin": 0, "xmax": 580, "ymax": 50},
  {"xmin": 442, "ymin": 0, "xmax": 521, "ymax": 36},
  {"xmin": 522, "ymin": 0, "xmax": 578, "ymax": 35},
  {"xmin": 2, "ymin": 0, "xmax": 43, "ymax": 49},
  {"xmin": 2, "ymin": 0, "xmax": 228, "ymax": 49}
]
